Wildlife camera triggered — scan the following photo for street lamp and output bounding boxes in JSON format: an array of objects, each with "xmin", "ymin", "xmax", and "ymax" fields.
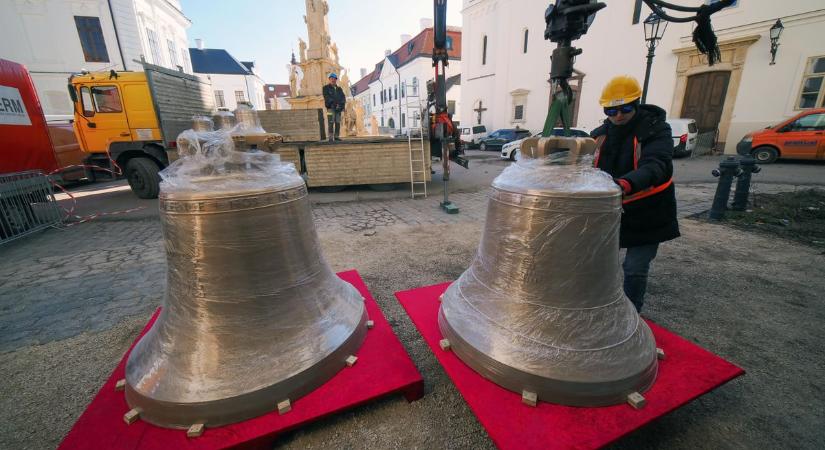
[
  {"xmin": 641, "ymin": 12, "xmax": 668, "ymax": 104},
  {"xmin": 769, "ymin": 19, "xmax": 784, "ymax": 65}
]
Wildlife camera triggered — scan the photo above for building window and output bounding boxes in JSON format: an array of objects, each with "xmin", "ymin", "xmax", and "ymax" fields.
[
  {"xmin": 167, "ymin": 40, "xmax": 178, "ymax": 67},
  {"xmin": 373, "ymin": 94, "xmax": 376, "ymax": 106},
  {"xmin": 797, "ymin": 56, "xmax": 825, "ymax": 109},
  {"xmin": 74, "ymin": 16, "xmax": 109, "ymax": 63},
  {"xmin": 146, "ymin": 28, "xmax": 162, "ymax": 65},
  {"xmin": 412, "ymin": 77, "xmax": 418, "ymax": 95},
  {"xmin": 514, "ymin": 104, "xmax": 524, "ymax": 121},
  {"xmin": 402, "ymin": 82, "xmax": 406, "ymax": 98},
  {"xmin": 401, "ymin": 113, "xmax": 406, "ymax": 128},
  {"xmin": 446, "ymin": 36, "xmax": 453, "ymax": 50},
  {"xmin": 523, "ymin": 29, "xmax": 529, "ymax": 54},
  {"xmin": 214, "ymin": 90, "xmax": 225, "ymax": 107},
  {"xmin": 181, "ymin": 47, "xmax": 191, "ymax": 72},
  {"xmin": 235, "ymin": 90, "xmax": 246, "ymax": 103},
  {"xmin": 448, "ymin": 100, "xmax": 456, "ymax": 115},
  {"xmin": 395, "ymin": 85, "xmax": 398, "ymax": 100},
  {"xmin": 408, "ymin": 41, "xmax": 415, "ymax": 54},
  {"xmin": 482, "ymin": 35, "xmax": 488, "ymax": 65},
  {"xmin": 381, "ymin": 117, "xmax": 385, "ymax": 127}
]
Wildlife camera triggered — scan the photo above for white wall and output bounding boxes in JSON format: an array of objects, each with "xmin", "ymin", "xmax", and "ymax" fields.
[
  {"xmin": 0, "ymin": 0, "xmax": 191, "ymax": 115},
  {"xmin": 207, "ymin": 73, "xmax": 265, "ymax": 111},
  {"xmin": 461, "ymin": 0, "xmax": 825, "ymax": 152}
]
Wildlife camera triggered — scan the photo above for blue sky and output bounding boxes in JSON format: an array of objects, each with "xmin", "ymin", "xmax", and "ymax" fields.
[{"xmin": 180, "ymin": 0, "xmax": 463, "ymax": 85}]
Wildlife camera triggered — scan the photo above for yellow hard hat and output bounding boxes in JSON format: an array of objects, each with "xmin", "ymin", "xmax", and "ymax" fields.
[{"xmin": 599, "ymin": 76, "xmax": 642, "ymax": 107}]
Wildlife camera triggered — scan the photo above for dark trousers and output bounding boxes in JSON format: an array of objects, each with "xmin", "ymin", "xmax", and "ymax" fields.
[
  {"xmin": 622, "ymin": 243, "xmax": 659, "ymax": 313},
  {"xmin": 327, "ymin": 110, "xmax": 341, "ymax": 141}
]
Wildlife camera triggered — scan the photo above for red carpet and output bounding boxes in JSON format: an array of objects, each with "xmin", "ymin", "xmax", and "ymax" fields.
[
  {"xmin": 395, "ymin": 282, "xmax": 745, "ymax": 450},
  {"xmin": 59, "ymin": 270, "xmax": 423, "ymax": 450}
]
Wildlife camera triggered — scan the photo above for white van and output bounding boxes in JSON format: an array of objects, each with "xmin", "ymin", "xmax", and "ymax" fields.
[
  {"xmin": 666, "ymin": 118, "xmax": 698, "ymax": 157},
  {"xmin": 460, "ymin": 125, "xmax": 488, "ymax": 148}
]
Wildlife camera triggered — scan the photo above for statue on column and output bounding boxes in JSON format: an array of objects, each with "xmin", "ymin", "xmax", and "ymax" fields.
[
  {"xmin": 288, "ymin": 65, "xmax": 299, "ymax": 97},
  {"xmin": 298, "ymin": 38, "xmax": 307, "ymax": 63},
  {"xmin": 331, "ymin": 42, "xmax": 340, "ymax": 65}
]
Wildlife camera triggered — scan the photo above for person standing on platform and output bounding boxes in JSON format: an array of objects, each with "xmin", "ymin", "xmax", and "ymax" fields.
[
  {"xmin": 590, "ymin": 75, "xmax": 680, "ymax": 313},
  {"xmin": 323, "ymin": 73, "xmax": 346, "ymax": 142}
]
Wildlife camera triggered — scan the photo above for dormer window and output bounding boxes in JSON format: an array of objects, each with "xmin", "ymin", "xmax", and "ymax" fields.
[{"xmin": 407, "ymin": 41, "xmax": 415, "ymax": 54}]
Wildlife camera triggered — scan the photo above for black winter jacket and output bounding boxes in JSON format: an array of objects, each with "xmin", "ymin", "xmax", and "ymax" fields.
[
  {"xmin": 591, "ymin": 104, "xmax": 680, "ymax": 248},
  {"xmin": 323, "ymin": 84, "xmax": 346, "ymax": 112}
]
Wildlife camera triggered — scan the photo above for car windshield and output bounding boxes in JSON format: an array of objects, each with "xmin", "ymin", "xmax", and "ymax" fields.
[
  {"xmin": 472, "ymin": 126, "xmax": 486, "ymax": 133},
  {"xmin": 461, "ymin": 128, "xmax": 470, "ymax": 135}
]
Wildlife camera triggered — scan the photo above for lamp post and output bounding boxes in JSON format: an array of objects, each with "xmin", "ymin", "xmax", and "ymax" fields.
[
  {"xmin": 641, "ymin": 12, "xmax": 668, "ymax": 104},
  {"xmin": 769, "ymin": 19, "xmax": 784, "ymax": 65}
]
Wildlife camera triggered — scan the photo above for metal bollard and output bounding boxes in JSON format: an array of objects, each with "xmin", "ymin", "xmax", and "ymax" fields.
[
  {"xmin": 731, "ymin": 155, "xmax": 761, "ymax": 211},
  {"xmin": 709, "ymin": 157, "xmax": 741, "ymax": 220}
]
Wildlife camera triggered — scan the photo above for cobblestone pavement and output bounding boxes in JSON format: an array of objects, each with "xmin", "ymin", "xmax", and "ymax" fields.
[{"xmin": 0, "ymin": 183, "xmax": 809, "ymax": 354}]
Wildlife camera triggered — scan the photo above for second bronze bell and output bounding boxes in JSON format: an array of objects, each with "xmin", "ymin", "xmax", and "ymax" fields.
[
  {"xmin": 124, "ymin": 127, "xmax": 367, "ymax": 428},
  {"xmin": 439, "ymin": 137, "xmax": 658, "ymax": 407}
]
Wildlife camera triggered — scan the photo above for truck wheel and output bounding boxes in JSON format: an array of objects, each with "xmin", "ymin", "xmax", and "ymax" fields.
[
  {"xmin": 126, "ymin": 157, "xmax": 161, "ymax": 199},
  {"xmin": 751, "ymin": 146, "xmax": 778, "ymax": 164}
]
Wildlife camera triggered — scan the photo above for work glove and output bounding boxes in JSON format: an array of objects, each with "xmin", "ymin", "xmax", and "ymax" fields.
[{"xmin": 614, "ymin": 178, "xmax": 632, "ymax": 195}]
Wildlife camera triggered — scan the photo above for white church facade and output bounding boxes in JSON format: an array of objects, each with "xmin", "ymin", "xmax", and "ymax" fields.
[{"xmin": 460, "ymin": 0, "xmax": 825, "ymax": 153}]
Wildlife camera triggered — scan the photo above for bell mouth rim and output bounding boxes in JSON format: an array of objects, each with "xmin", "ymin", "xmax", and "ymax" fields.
[
  {"xmin": 124, "ymin": 307, "xmax": 368, "ymax": 429},
  {"xmin": 438, "ymin": 306, "xmax": 658, "ymax": 407}
]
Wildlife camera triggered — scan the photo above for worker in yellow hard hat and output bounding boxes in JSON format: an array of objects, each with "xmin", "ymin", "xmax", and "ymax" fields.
[{"xmin": 591, "ymin": 75, "xmax": 679, "ymax": 313}]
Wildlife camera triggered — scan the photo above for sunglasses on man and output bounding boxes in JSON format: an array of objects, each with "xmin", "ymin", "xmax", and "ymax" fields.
[{"xmin": 604, "ymin": 104, "xmax": 635, "ymax": 116}]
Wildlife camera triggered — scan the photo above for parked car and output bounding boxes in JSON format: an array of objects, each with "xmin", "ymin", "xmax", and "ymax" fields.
[
  {"xmin": 500, "ymin": 127, "xmax": 590, "ymax": 161},
  {"xmin": 666, "ymin": 118, "xmax": 698, "ymax": 157},
  {"xmin": 478, "ymin": 128, "xmax": 532, "ymax": 151},
  {"xmin": 460, "ymin": 125, "xmax": 488, "ymax": 148},
  {"xmin": 737, "ymin": 108, "xmax": 825, "ymax": 163}
]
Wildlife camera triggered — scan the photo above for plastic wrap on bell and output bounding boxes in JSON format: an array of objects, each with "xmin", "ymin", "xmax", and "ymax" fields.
[
  {"xmin": 213, "ymin": 110, "xmax": 236, "ymax": 131},
  {"xmin": 438, "ymin": 149, "xmax": 658, "ymax": 407},
  {"xmin": 124, "ymin": 128, "xmax": 367, "ymax": 428},
  {"xmin": 191, "ymin": 115, "xmax": 214, "ymax": 132},
  {"xmin": 233, "ymin": 103, "xmax": 265, "ymax": 134}
]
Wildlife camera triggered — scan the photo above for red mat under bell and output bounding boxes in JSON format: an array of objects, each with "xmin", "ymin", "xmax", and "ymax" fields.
[
  {"xmin": 395, "ymin": 282, "xmax": 745, "ymax": 450},
  {"xmin": 59, "ymin": 270, "xmax": 423, "ymax": 450}
]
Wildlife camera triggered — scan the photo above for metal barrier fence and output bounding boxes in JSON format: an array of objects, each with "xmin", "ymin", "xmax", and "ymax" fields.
[
  {"xmin": 0, "ymin": 171, "xmax": 62, "ymax": 245},
  {"xmin": 692, "ymin": 130, "xmax": 718, "ymax": 156}
]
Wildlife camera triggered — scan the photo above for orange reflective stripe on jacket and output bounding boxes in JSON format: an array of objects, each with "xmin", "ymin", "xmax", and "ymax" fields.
[{"xmin": 594, "ymin": 135, "xmax": 673, "ymax": 204}]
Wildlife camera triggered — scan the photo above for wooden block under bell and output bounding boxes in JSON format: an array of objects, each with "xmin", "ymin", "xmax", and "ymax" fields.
[
  {"xmin": 346, "ymin": 355, "xmax": 358, "ymax": 367},
  {"xmin": 627, "ymin": 392, "xmax": 647, "ymax": 410},
  {"xmin": 366, "ymin": 320, "xmax": 375, "ymax": 329},
  {"xmin": 187, "ymin": 423, "xmax": 204, "ymax": 438},
  {"xmin": 522, "ymin": 390, "xmax": 538, "ymax": 407},
  {"xmin": 439, "ymin": 339, "xmax": 451, "ymax": 351},
  {"xmin": 114, "ymin": 379, "xmax": 126, "ymax": 391},
  {"xmin": 656, "ymin": 348, "xmax": 666, "ymax": 360},
  {"xmin": 123, "ymin": 408, "xmax": 140, "ymax": 425},
  {"xmin": 277, "ymin": 399, "xmax": 292, "ymax": 415}
]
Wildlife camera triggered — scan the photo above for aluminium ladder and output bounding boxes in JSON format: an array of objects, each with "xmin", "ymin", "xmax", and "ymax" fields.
[{"xmin": 405, "ymin": 88, "xmax": 427, "ymax": 199}]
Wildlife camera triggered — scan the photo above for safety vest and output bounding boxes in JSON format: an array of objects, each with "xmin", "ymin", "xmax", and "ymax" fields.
[{"xmin": 593, "ymin": 135, "xmax": 674, "ymax": 205}]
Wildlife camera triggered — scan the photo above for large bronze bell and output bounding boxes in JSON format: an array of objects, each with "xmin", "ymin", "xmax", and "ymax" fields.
[
  {"xmin": 124, "ymin": 132, "xmax": 367, "ymax": 428},
  {"xmin": 439, "ymin": 136, "xmax": 658, "ymax": 406}
]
